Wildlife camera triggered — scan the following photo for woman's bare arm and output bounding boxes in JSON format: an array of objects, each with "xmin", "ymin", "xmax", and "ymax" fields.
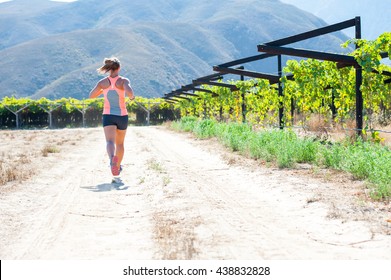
[
  {"xmin": 123, "ymin": 78, "xmax": 135, "ymax": 100},
  {"xmin": 89, "ymin": 81, "xmax": 103, "ymax": 98}
]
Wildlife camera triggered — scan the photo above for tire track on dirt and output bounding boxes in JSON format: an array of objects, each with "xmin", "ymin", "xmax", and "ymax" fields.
[
  {"xmin": 1, "ymin": 126, "xmax": 390, "ymax": 259},
  {"xmin": 0, "ymin": 128, "xmax": 156, "ymax": 259},
  {"xmin": 1, "ymin": 132, "xmax": 105, "ymax": 259},
  {"xmin": 136, "ymin": 126, "xmax": 391, "ymax": 259},
  {"xmin": 137, "ymin": 127, "xmax": 300, "ymax": 259}
]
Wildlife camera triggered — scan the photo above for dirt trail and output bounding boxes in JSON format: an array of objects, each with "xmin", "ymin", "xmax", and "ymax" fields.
[{"xmin": 0, "ymin": 126, "xmax": 390, "ymax": 259}]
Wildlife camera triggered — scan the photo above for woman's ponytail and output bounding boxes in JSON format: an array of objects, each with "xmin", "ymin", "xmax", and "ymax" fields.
[{"xmin": 97, "ymin": 57, "xmax": 121, "ymax": 74}]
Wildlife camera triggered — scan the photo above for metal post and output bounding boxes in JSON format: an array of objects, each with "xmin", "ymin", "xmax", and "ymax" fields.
[
  {"xmin": 3, "ymin": 102, "xmax": 31, "ymax": 129},
  {"xmin": 291, "ymin": 97, "xmax": 295, "ymax": 124},
  {"xmin": 331, "ymin": 89, "xmax": 337, "ymax": 121},
  {"xmin": 49, "ymin": 112, "xmax": 53, "ymax": 129},
  {"xmin": 82, "ymin": 101, "xmax": 86, "ymax": 128},
  {"xmin": 37, "ymin": 103, "xmax": 61, "ymax": 129},
  {"xmin": 15, "ymin": 112, "xmax": 19, "ymax": 129},
  {"xmin": 355, "ymin": 16, "xmax": 363, "ymax": 137},
  {"xmin": 193, "ymin": 99, "xmax": 196, "ymax": 117},
  {"xmin": 70, "ymin": 101, "xmax": 90, "ymax": 128},
  {"xmin": 147, "ymin": 101, "xmax": 151, "ymax": 125},
  {"xmin": 219, "ymin": 106, "xmax": 223, "ymax": 121},
  {"xmin": 241, "ymin": 75, "xmax": 246, "ymax": 123},
  {"xmin": 203, "ymin": 99, "xmax": 207, "ymax": 119},
  {"xmin": 278, "ymin": 55, "xmax": 284, "ymax": 129}
]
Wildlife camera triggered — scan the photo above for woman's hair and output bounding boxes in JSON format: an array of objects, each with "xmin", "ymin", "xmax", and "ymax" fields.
[{"xmin": 97, "ymin": 57, "xmax": 121, "ymax": 74}]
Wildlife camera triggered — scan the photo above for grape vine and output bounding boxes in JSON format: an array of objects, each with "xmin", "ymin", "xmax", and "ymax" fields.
[{"xmin": 174, "ymin": 32, "xmax": 391, "ymax": 132}]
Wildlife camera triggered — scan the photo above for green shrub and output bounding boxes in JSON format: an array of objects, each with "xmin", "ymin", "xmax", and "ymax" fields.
[
  {"xmin": 216, "ymin": 122, "xmax": 252, "ymax": 152},
  {"xmin": 172, "ymin": 116, "xmax": 197, "ymax": 132},
  {"xmin": 193, "ymin": 119, "xmax": 217, "ymax": 138}
]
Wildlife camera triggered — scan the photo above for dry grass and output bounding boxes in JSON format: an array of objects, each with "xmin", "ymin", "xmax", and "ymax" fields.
[
  {"xmin": 0, "ymin": 158, "xmax": 35, "ymax": 186},
  {"xmin": 147, "ymin": 158, "xmax": 164, "ymax": 173},
  {"xmin": 0, "ymin": 128, "xmax": 96, "ymax": 189},
  {"xmin": 295, "ymin": 114, "xmax": 391, "ymax": 146},
  {"xmin": 153, "ymin": 212, "xmax": 198, "ymax": 259},
  {"xmin": 378, "ymin": 124, "xmax": 391, "ymax": 147},
  {"xmin": 41, "ymin": 145, "xmax": 60, "ymax": 157}
]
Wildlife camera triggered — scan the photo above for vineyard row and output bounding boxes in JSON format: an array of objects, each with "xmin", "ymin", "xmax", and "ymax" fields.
[
  {"xmin": 169, "ymin": 32, "xmax": 391, "ymax": 135},
  {"xmin": 0, "ymin": 97, "xmax": 178, "ymax": 129}
]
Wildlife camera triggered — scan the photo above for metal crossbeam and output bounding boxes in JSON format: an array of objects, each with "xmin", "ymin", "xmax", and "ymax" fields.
[
  {"xmin": 258, "ymin": 44, "xmax": 358, "ymax": 66},
  {"xmin": 191, "ymin": 87, "xmax": 218, "ymax": 97},
  {"xmin": 217, "ymin": 54, "xmax": 276, "ymax": 68},
  {"xmin": 166, "ymin": 91, "xmax": 198, "ymax": 97},
  {"xmin": 285, "ymin": 74, "xmax": 294, "ymax": 80},
  {"xmin": 191, "ymin": 87, "xmax": 213, "ymax": 93},
  {"xmin": 179, "ymin": 91, "xmax": 198, "ymax": 97},
  {"xmin": 380, "ymin": 51, "xmax": 389, "ymax": 59},
  {"xmin": 216, "ymin": 17, "xmax": 358, "ymax": 69},
  {"xmin": 165, "ymin": 90, "xmax": 182, "ymax": 96},
  {"xmin": 193, "ymin": 79, "xmax": 238, "ymax": 91},
  {"xmin": 165, "ymin": 97, "xmax": 181, "ymax": 102},
  {"xmin": 172, "ymin": 95, "xmax": 191, "ymax": 101},
  {"xmin": 265, "ymin": 18, "xmax": 357, "ymax": 47},
  {"xmin": 195, "ymin": 73, "xmax": 224, "ymax": 81},
  {"xmin": 372, "ymin": 69, "xmax": 391, "ymax": 77},
  {"xmin": 213, "ymin": 66, "xmax": 280, "ymax": 83},
  {"xmin": 162, "ymin": 96, "xmax": 174, "ymax": 100},
  {"xmin": 179, "ymin": 83, "xmax": 221, "ymax": 95},
  {"xmin": 181, "ymin": 84, "xmax": 196, "ymax": 91}
]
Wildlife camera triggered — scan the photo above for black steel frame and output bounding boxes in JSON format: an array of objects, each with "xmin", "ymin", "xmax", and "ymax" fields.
[{"xmin": 164, "ymin": 16, "xmax": 390, "ymax": 135}]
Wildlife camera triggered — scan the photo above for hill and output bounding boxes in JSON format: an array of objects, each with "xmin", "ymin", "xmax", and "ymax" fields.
[{"xmin": 0, "ymin": 0, "xmax": 350, "ymax": 99}]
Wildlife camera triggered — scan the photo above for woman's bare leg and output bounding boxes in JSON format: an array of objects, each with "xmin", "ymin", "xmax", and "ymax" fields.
[
  {"xmin": 115, "ymin": 128, "xmax": 127, "ymax": 168},
  {"xmin": 104, "ymin": 125, "xmax": 117, "ymax": 162}
]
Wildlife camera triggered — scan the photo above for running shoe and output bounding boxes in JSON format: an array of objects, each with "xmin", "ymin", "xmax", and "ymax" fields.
[{"xmin": 111, "ymin": 156, "xmax": 120, "ymax": 176}]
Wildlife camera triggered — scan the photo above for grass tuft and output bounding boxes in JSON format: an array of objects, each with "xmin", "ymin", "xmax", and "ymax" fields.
[{"xmin": 41, "ymin": 145, "xmax": 60, "ymax": 157}]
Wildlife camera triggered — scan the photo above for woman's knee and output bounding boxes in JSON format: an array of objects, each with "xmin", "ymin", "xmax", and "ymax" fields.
[{"xmin": 106, "ymin": 140, "xmax": 115, "ymax": 145}]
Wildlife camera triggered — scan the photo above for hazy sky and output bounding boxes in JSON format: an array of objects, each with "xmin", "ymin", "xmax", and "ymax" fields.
[
  {"xmin": 0, "ymin": 0, "xmax": 77, "ymax": 2},
  {"xmin": 280, "ymin": 0, "xmax": 390, "ymax": 39}
]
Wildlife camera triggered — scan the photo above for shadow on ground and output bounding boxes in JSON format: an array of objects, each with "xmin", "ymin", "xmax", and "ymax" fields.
[{"xmin": 81, "ymin": 179, "xmax": 129, "ymax": 192}]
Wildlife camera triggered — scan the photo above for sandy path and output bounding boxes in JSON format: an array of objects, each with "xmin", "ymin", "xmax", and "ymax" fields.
[{"xmin": 0, "ymin": 126, "xmax": 390, "ymax": 259}]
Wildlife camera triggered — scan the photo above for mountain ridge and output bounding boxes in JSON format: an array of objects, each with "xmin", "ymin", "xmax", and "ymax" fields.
[{"xmin": 0, "ymin": 0, "xmax": 352, "ymax": 99}]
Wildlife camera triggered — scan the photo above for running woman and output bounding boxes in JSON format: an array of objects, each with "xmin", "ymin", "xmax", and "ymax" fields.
[{"xmin": 89, "ymin": 57, "xmax": 135, "ymax": 176}]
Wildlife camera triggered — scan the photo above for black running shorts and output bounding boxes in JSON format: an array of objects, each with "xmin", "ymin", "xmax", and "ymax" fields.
[{"xmin": 102, "ymin": 114, "xmax": 129, "ymax": 130}]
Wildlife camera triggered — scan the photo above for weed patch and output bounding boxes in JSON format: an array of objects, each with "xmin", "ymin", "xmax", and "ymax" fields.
[
  {"xmin": 170, "ymin": 118, "xmax": 391, "ymax": 200},
  {"xmin": 41, "ymin": 145, "xmax": 60, "ymax": 157}
]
